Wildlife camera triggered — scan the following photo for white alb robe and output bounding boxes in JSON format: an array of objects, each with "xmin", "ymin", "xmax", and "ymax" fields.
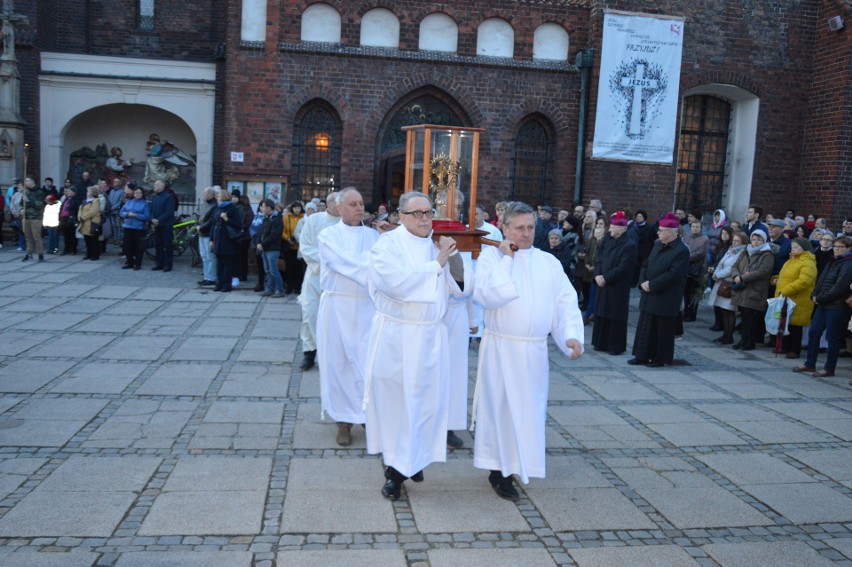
[
  {"xmin": 467, "ymin": 228, "xmax": 502, "ymax": 339},
  {"xmin": 297, "ymin": 211, "xmax": 340, "ymax": 351},
  {"xmin": 472, "ymin": 246, "xmax": 584, "ymax": 484},
  {"xmin": 317, "ymin": 222, "xmax": 379, "ymax": 423},
  {"xmin": 445, "ymin": 252, "xmax": 476, "ymax": 430},
  {"xmin": 365, "ymin": 225, "xmax": 472, "ymax": 478}
]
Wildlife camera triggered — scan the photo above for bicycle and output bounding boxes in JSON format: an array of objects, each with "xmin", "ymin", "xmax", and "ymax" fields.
[{"xmin": 145, "ymin": 214, "xmax": 201, "ymax": 267}]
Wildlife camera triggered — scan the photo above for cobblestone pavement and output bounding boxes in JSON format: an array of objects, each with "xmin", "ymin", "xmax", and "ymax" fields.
[{"xmin": 0, "ymin": 248, "xmax": 849, "ymax": 566}]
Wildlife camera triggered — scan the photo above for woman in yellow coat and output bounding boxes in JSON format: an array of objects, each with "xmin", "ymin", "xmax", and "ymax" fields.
[
  {"xmin": 775, "ymin": 237, "xmax": 818, "ymax": 358},
  {"xmin": 281, "ymin": 201, "xmax": 305, "ymax": 295}
]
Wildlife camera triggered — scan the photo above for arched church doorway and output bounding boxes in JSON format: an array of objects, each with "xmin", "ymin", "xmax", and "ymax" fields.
[
  {"xmin": 63, "ymin": 104, "xmax": 197, "ymax": 199},
  {"xmin": 375, "ymin": 91, "xmax": 470, "ymax": 208}
]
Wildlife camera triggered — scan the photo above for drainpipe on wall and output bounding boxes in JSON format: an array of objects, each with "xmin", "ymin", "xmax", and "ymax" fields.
[{"xmin": 573, "ymin": 48, "xmax": 595, "ymax": 206}]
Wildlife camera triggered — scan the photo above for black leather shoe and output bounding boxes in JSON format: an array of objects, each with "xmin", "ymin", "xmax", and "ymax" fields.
[
  {"xmin": 491, "ymin": 477, "xmax": 520, "ymax": 502},
  {"xmin": 709, "ymin": 325, "xmax": 723, "ymax": 332},
  {"xmin": 122, "ymin": 264, "xmax": 133, "ymax": 269},
  {"xmin": 447, "ymin": 431, "xmax": 464, "ymax": 448},
  {"xmin": 732, "ymin": 342, "xmax": 744, "ymax": 350},
  {"xmin": 627, "ymin": 358, "xmax": 647, "ymax": 366},
  {"xmin": 162, "ymin": 266, "xmax": 172, "ymax": 272},
  {"xmin": 151, "ymin": 266, "xmax": 163, "ymax": 271},
  {"xmin": 741, "ymin": 344, "xmax": 755, "ymax": 351},
  {"xmin": 381, "ymin": 478, "xmax": 402, "ymax": 501},
  {"xmin": 647, "ymin": 361, "xmax": 666, "ymax": 368},
  {"xmin": 608, "ymin": 350, "xmax": 625, "ymax": 356},
  {"xmin": 300, "ymin": 350, "xmax": 316, "ymax": 371},
  {"xmin": 410, "ymin": 470, "xmax": 424, "ymax": 483}
]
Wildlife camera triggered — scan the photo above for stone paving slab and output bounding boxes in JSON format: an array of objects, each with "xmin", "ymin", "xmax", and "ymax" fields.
[
  {"xmin": 636, "ymin": 486, "xmax": 772, "ymax": 528},
  {"xmin": 139, "ymin": 490, "xmax": 267, "ymax": 535},
  {"xmin": 50, "ymin": 362, "xmax": 147, "ymax": 394},
  {"xmin": 429, "ymin": 548, "xmax": 557, "ymax": 567},
  {"xmin": 134, "ymin": 363, "xmax": 219, "ymax": 396},
  {"xmin": 527, "ymin": 487, "xmax": 656, "ymax": 531},
  {"xmin": 278, "ymin": 549, "xmax": 407, "ymax": 567},
  {"xmin": 0, "ymin": 550, "xmax": 100, "ymax": 567},
  {"xmin": 0, "ymin": 359, "xmax": 74, "ymax": 392},
  {"xmin": 742, "ymin": 482, "xmax": 852, "ymax": 524},
  {"xmin": 703, "ymin": 541, "xmax": 837, "ymax": 567},
  {"xmin": 116, "ymin": 551, "xmax": 253, "ymax": 567},
  {"xmin": 0, "ymin": 491, "xmax": 138, "ymax": 537},
  {"xmin": 568, "ymin": 545, "xmax": 701, "ymax": 567}
]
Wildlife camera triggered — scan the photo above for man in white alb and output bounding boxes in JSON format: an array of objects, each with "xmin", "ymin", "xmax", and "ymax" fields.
[
  {"xmin": 366, "ymin": 192, "xmax": 471, "ymax": 501},
  {"xmin": 297, "ymin": 192, "xmax": 339, "ymax": 371},
  {"xmin": 472, "ymin": 201, "xmax": 584, "ymax": 501},
  {"xmin": 317, "ymin": 188, "xmax": 378, "ymax": 446}
]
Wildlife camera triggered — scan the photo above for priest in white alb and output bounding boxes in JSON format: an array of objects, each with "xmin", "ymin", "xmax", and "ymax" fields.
[
  {"xmin": 365, "ymin": 192, "xmax": 471, "ymax": 501},
  {"xmin": 472, "ymin": 201, "xmax": 584, "ymax": 501},
  {"xmin": 317, "ymin": 188, "xmax": 379, "ymax": 446},
  {"xmin": 297, "ymin": 191, "xmax": 339, "ymax": 371}
]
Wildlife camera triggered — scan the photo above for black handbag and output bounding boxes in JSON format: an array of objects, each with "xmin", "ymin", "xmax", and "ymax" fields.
[{"xmin": 90, "ymin": 221, "xmax": 103, "ymax": 236}]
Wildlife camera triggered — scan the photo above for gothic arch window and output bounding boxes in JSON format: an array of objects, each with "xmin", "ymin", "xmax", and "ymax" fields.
[
  {"xmin": 361, "ymin": 8, "xmax": 400, "ymax": 48},
  {"xmin": 533, "ymin": 23, "xmax": 569, "ymax": 61},
  {"xmin": 301, "ymin": 3, "xmax": 341, "ymax": 43},
  {"xmin": 381, "ymin": 94, "xmax": 465, "ymax": 154},
  {"xmin": 510, "ymin": 116, "xmax": 553, "ymax": 204},
  {"xmin": 138, "ymin": 0, "xmax": 155, "ymax": 32},
  {"xmin": 291, "ymin": 101, "xmax": 342, "ymax": 201},
  {"xmin": 477, "ymin": 18, "xmax": 514, "ymax": 58},
  {"xmin": 419, "ymin": 13, "xmax": 458, "ymax": 52},
  {"xmin": 676, "ymin": 95, "xmax": 731, "ymax": 214}
]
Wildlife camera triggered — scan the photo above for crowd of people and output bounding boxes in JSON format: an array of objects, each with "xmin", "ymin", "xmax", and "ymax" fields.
[
  {"xmin": 529, "ymin": 202, "xmax": 852, "ymax": 379},
  {"xmin": 7, "ymin": 172, "xmax": 852, "ymax": 499}
]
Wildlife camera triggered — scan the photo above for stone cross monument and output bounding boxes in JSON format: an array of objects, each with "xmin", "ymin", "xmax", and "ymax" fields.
[{"xmin": 0, "ymin": 0, "xmax": 27, "ymax": 183}]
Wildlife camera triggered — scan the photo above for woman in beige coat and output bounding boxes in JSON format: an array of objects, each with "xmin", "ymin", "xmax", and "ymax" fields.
[
  {"xmin": 78, "ymin": 186, "xmax": 103, "ymax": 261},
  {"xmin": 730, "ymin": 229, "xmax": 774, "ymax": 350}
]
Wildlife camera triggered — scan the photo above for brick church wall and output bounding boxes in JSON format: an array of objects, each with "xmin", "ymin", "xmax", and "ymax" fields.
[
  {"xmin": 798, "ymin": 0, "xmax": 852, "ymax": 226},
  {"xmin": 581, "ymin": 0, "xmax": 819, "ymax": 222}
]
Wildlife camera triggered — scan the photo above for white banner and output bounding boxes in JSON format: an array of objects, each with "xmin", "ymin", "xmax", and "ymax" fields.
[{"xmin": 592, "ymin": 12, "xmax": 684, "ymax": 164}]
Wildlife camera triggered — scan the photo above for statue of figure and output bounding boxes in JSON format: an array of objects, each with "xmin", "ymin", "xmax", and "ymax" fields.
[
  {"xmin": 143, "ymin": 133, "xmax": 195, "ymax": 185},
  {"xmin": 104, "ymin": 146, "xmax": 131, "ymax": 187},
  {"xmin": 0, "ymin": 1, "xmax": 26, "ymax": 63}
]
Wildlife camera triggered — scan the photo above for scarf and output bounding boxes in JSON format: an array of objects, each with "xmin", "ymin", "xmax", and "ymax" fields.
[
  {"xmin": 712, "ymin": 209, "xmax": 727, "ymax": 229},
  {"xmin": 747, "ymin": 242, "xmax": 771, "ymax": 256}
]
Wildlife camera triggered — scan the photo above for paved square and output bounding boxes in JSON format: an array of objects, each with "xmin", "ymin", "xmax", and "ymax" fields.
[{"xmin": 0, "ymin": 254, "xmax": 847, "ymax": 565}]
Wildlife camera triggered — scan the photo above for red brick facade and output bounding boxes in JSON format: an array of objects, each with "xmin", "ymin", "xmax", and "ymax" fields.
[{"xmin": 17, "ymin": 0, "xmax": 852, "ymax": 225}]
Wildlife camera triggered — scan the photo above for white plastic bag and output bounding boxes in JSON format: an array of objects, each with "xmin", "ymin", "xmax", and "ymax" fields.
[{"xmin": 765, "ymin": 295, "xmax": 796, "ymax": 336}]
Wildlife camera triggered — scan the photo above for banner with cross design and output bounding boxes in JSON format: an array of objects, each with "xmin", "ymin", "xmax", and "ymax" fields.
[{"xmin": 592, "ymin": 11, "xmax": 685, "ymax": 164}]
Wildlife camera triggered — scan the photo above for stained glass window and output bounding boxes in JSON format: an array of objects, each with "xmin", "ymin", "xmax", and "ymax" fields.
[{"xmin": 291, "ymin": 102, "xmax": 342, "ymax": 202}]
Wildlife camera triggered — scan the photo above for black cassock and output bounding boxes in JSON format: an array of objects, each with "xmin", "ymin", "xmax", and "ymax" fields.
[{"xmin": 592, "ymin": 234, "xmax": 637, "ymax": 354}]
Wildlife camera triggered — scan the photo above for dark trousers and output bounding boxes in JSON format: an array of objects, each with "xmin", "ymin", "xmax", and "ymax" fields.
[
  {"xmin": 84, "ymin": 234, "xmax": 100, "ymax": 259},
  {"xmin": 283, "ymin": 248, "xmax": 303, "ymax": 293},
  {"xmin": 61, "ymin": 223, "xmax": 77, "ymax": 253},
  {"xmin": 683, "ymin": 277, "xmax": 700, "ymax": 320},
  {"xmin": 632, "ymin": 311, "xmax": 677, "ymax": 364},
  {"xmin": 805, "ymin": 307, "xmax": 849, "ymax": 372},
  {"xmin": 739, "ymin": 307, "xmax": 763, "ymax": 348},
  {"xmin": 255, "ymin": 252, "xmax": 266, "ymax": 288},
  {"xmin": 235, "ymin": 239, "xmax": 250, "ymax": 281},
  {"xmin": 216, "ymin": 254, "xmax": 235, "ymax": 291},
  {"xmin": 154, "ymin": 224, "xmax": 173, "ymax": 268},
  {"xmin": 781, "ymin": 325, "xmax": 804, "ymax": 356},
  {"xmin": 124, "ymin": 228, "xmax": 145, "ymax": 268}
]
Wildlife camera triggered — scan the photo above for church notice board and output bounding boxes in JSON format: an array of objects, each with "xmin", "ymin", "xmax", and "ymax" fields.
[{"xmin": 591, "ymin": 10, "xmax": 685, "ymax": 165}]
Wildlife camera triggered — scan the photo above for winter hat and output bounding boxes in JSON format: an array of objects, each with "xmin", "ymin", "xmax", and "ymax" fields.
[
  {"xmin": 610, "ymin": 211, "xmax": 629, "ymax": 227},
  {"xmin": 46, "ymin": 195, "xmax": 56, "ymax": 203},
  {"xmin": 659, "ymin": 212, "xmax": 680, "ymax": 229},
  {"xmin": 751, "ymin": 229, "xmax": 768, "ymax": 242},
  {"xmin": 793, "ymin": 237, "xmax": 812, "ymax": 252}
]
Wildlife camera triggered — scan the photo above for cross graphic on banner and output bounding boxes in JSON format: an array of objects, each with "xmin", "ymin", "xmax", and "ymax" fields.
[{"xmin": 620, "ymin": 63, "xmax": 659, "ymax": 137}]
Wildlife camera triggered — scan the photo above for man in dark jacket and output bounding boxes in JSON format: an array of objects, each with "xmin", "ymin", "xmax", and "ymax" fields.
[
  {"xmin": 257, "ymin": 199, "xmax": 285, "ymax": 296},
  {"xmin": 629, "ymin": 212, "xmax": 690, "ymax": 367},
  {"xmin": 150, "ymin": 180, "xmax": 175, "ymax": 271},
  {"xmin": 533, "ymin": 205, "xmax": 558, "ymax": 250},
  {"xmin": 795, "ymin": 236, "xmax": 852, "ymax": 377},
  {"xmin": 22, "ymin": 177, "xmax": 47, "ymax": 262},
  {"xmin": 592, "ymin": 212, "xmax": 637, "ymax": 355}
]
